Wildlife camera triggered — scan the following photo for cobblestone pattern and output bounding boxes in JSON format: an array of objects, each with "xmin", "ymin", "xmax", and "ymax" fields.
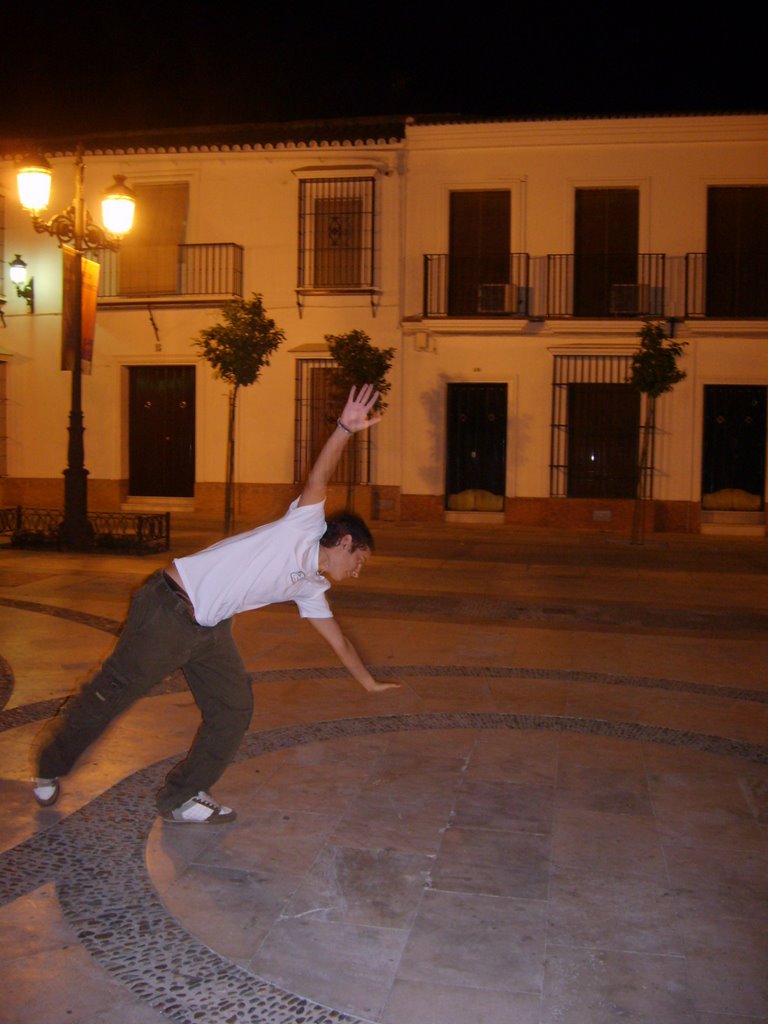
[
  {"xmin": 0, "ymin": 596, "xmax": 121, "ymax": 635},
  {"xmin": 4, "ymin": 589, "xmax": 768, "ymax": 719},
  {"xmin": 1, "ymin": 712, "xmax": 767, "ymax": 1024},
  {"xmin": 0, "ymin": 597, "xmax": 121, "ymax": 714},
  {"xmin": 2, "ymin": 595, "xmax": 767, "ymax": 1021},
  {"xmin": 0, "ymin": 654, "xmax": 13, "ymax": 712},
  {"xmin": 330, "ymin": 588, "xmax": 768, "ymax": 637},
  {"xmin": 3, "ymin": 661, "xmax": 767, "ymax": 733}
]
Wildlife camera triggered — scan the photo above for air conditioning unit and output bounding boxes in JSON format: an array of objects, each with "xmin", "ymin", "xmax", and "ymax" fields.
[
  {"xmin": 477, "ymin": 283, "xmax": 518, "ymax": 313},
  {"xmin": 609, "ymin": 283, "xmax": 662, "ymax": 316}
]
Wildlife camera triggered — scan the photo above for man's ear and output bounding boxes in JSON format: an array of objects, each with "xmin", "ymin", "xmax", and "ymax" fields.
[{"xmin": 337, "ymin": 533, "xmax": 353, "ymax": 551}]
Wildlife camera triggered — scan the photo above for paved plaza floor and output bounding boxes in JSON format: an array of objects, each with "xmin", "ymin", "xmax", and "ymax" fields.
[{"xmin": 0, "ymin": 513, "xmax": 766, "ymax": 1024}]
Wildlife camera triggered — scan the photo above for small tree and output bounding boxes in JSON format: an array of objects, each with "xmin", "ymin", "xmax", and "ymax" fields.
[
  {"xmin": 196, "ymin": 294, "xmax": 284, "ymax": 534},
  {"xmin": 628, "ymin": 320, "xmax": 687, "ymax": 544},
  {"xmin": 325, "ymin": 329, "xmax": 394, "ymax": 507}
]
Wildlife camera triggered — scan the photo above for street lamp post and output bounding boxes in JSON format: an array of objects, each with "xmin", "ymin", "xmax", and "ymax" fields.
[{"xmin": 16, "ymin": 148, "xmax": 136, "ymax": 549}]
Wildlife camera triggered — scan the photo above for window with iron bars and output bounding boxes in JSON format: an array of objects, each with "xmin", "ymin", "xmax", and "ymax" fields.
[
  {"xmin": 550, "ymin": 354, "xmax": 650, "ymax": 499},
  {"xmin": 298, "ymin": 178, "xmax": 375, "ymax": 290},
  {"xmin": 294, "ymin": 359, "xmax": 371, "ymax": 485}
]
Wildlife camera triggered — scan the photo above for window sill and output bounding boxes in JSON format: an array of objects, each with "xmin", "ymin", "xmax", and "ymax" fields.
[
  {"xmin": 295, "ymin": 286, "xmax": 382, "ymax": 317},
  {"xmin": 98, "ymin": 293, "xmax": 241, "ymax": 309},
  {"xmin": 296, "ymin": 286, "xmax": 380, "ymax": 296}
]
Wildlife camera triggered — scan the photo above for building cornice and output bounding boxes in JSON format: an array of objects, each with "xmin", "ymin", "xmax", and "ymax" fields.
[
  {"xmin": 0, "ymin": 116, "xmax": 408, "ymax": 161},
  {"xmin": 4, "ymin": 111, "xmax": 766, "ymax": 161},
  {"xmin": 406, "ymin": 113, "xmax": 768, "ymax": 150}
]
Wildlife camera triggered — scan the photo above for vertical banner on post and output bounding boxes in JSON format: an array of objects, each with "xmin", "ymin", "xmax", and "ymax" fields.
[
  {"xmin": 80, "ymin": 256, "xmax": 100, "ymax": 375},
  {"xmin": 61, "ymin": 246, "xmax": 78, "ymax": 371},
  {"xmin": 61, "ymin": 246, "xmax": 100, "ymax": 374}
]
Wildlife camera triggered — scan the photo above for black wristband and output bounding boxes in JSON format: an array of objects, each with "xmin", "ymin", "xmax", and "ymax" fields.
[{"xmin": 336, "ymin": 418, "xmax": 353, "ymax": 434}]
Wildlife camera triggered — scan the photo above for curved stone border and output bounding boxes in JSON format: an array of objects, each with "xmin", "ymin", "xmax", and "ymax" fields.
[
  {"xmin": 0, "ymin": 596, "xmax": 121, "ymax": 636},
  {"xmin": 1, "ymin": 712, "xmax": 766, "ymax": 1024},
  {"xmin": 329, "ymin": 588, "xmax": 768, "ymax": 635},
  {"xmin": 0, "ymin": 597, "xmax": 120, "ymax": 716},
  {"xmin": 0, "ymin": 654, "xmax": 13, "ymax": 713},
  {"xmin": 2, "ymin": 662, "xmax": 766, "ymax": 734},
  {"xmin": 4, "ymin": 586, "xmax": 768, "ymax": 641},
  {"xmin": 250, "ymin": 664, "xmax": 768, "ymax": 704},
  {"xmin": 2, "ymin": 594, "xmax": 766, "ymax": 728}
]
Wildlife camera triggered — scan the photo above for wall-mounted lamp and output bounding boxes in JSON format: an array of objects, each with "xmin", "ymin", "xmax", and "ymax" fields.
[{"xmin": 8, "ymin": 254, "xmax": 34, "ymax": 313}]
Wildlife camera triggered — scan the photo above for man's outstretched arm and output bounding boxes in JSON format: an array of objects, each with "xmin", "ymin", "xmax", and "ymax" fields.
[
  {"xmin": 308, "ymin": 616, "xmax": 399, "ymax": 693},
  {"xmin": 298, "ymin": 384, "xmax": 380, "ymax": 507}
]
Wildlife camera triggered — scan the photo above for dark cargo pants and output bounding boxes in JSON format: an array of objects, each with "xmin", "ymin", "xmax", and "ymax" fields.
[{"xmin": 36, "ymin": 570, "xmax": 253, "ymax": 814}]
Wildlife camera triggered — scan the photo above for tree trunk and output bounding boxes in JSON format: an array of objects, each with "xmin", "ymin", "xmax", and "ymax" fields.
[
  {"xmin": 224, "ymin": 384, "xmax": 238, "ymax": 534},
  {"xmin": 631, "ymin": 396, "xmax": 656, "ymax": 545}
]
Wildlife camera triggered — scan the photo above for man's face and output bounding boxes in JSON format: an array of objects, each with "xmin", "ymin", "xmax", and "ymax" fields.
[{"xmin": 326, "ymin": 536, "xmax": 370, "ymax": 582}]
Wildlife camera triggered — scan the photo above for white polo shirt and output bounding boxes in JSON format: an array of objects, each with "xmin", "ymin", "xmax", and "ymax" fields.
[{"xmin": 174, "ymin": 498, "xmax": 332, "ymax": 626}]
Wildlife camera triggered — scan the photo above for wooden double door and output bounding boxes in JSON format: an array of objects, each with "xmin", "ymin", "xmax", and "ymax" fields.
[
  {"xmin": 702, "ymin": 385, "xmax": 766, "ymax": 505},
  {"xmin": 128, "ymin": 365, "xmax": 195, "ymax": 497},
  {"xmin": 445, "ymin": 383, "xmax": 507, "ymax": 504}
]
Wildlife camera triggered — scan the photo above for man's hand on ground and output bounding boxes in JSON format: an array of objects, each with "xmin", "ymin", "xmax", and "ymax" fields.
[{"xmin": 362, "ymin": 679, "xmax": 401, "ymax": 693}]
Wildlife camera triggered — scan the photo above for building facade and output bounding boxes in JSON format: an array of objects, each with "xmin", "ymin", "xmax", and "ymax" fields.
[{"xmin": 1, "ymin": 113, "xmax": 766, "ymax": 534}]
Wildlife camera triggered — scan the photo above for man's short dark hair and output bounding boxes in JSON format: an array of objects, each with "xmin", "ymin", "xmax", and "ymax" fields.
[{"xmin": 320, "ymin": 511, "xmax": 374, "ymax": 552}]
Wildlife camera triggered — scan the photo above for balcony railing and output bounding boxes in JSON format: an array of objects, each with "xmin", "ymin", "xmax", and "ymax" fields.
[
  {"xmin": 685, "ymin": 252, "xmax": 768, "ymax": 318},
  {"xmin": 423, "ymin": 250, "xmax": 768, "ymax": 321},
  {"xmin": 423, "ymin": 252, "xmax": 674, "ymax": 319},
  {"xmin": 423, "ymin": 254, "xmax": 530, "ymax": 317},
  {"xmin": 546, "ymin": 253, "xmax": 666, "ymax": 318},
  {"xmin": 93, "ymin": 243, "xmax": 244, "ymax": 301}
]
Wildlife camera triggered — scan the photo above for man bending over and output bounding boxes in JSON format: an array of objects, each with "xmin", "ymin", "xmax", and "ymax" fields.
[{"xmin": 33, "ymin": 384, "xmax": 397, "ymax": 824}]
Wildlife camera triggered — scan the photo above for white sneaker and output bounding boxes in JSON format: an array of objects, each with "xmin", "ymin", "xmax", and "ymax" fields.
[
  {"xmin": 162, "ymin": 791, "xmax": 236, "ymax": 824},
  {"xmin": 33, "ymin": 778, "xmax": 60, "ymax": 807}
]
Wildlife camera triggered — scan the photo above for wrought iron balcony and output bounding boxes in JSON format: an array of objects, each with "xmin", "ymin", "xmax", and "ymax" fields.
[
  {"xmin": 422, "ymin": 252, "xmax": 673, "ymax": 320},
  {"xmin": 93, "ymin": 243, "xmax": 244, "ymax": 303},
  {"xmin": 423, "ymin": 253, "xmax": 530, "ymax": 318},
  {"xmin": 423, "ymin": 250, "xmax": 768, "ymax": 321},
  {"xmin": 545, "ymin": 253, "xmax": 666, "ymax": 318},
  {"xmin": 685, "ymin": 252, "xmax": 768, "ymax": 318}
]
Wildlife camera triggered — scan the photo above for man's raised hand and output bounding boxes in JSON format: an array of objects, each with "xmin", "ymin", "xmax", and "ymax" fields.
[{"xmin": 339, "ymin": 384, "xmax": 381, "ymax": 433}]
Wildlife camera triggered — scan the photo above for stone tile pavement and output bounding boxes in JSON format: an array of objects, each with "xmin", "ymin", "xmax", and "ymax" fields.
[{"xmin": 0, "ymin": 515, "xmax": 766, "ymax": 1023}]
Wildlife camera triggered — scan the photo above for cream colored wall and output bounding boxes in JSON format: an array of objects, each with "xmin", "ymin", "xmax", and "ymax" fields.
[
  {"xmin": 404, "ymin": 115, "xmax": 768, "ymax": 318},
  {"xmin": 400, "ymin": 327, "xmax": 552, "ymax": 499},
  {"xmin": 401, "ymin": 115, "xmax": 768, "ymax": 506},
  {"xmin": 1, "ymin": 141, "xmax": 404, "ymax": 496},
  {"xmin": 2, "ymin": 115, "xmax": 767, "ymax": 518}
]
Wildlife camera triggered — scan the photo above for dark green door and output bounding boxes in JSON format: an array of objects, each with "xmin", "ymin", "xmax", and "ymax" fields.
[
  {"xmin": 129, "ymin": 365, "xmax": 195, "ymax": 496},
  {"xmin": 567, "ymin": 383, "xmax": 640, "ymax": 498},
  {"xmin": 446, "ymin": 383, "xmax": 507, "ymax": 506},
  {"xmin": 702, "ymin": 385, "xmax": 766, "ymax": 505}
]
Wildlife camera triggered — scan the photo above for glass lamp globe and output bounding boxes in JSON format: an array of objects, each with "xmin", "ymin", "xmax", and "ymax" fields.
[
  {"xmin": 8, "ymin": 254, "xmax": 28, "ymax": 287},
  {"xmin": 102, "ymin": 175, "xmax": 136, "ymax": 236},
  {"xmin": 17, "ymin": 156, "xmax": 53, "ymax": 214}
]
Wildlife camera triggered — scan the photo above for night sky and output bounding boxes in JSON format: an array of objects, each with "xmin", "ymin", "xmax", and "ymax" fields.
[{"xmin": 4, "ymin": 3, "xmax": 765, "ymax": 139}]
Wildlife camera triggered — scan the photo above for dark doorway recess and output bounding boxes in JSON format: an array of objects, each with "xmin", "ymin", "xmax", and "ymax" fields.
[
  {"xmin": 567, "ymin": 382, "xmax": 640, "ymax": 498},
  {"xmin": 446, "ymin": 382, "xmax": 507, "ymax": 506},
  {"xmin": 702, "ymin": 384, "xmax": 766, "ymax": 506},
  {"xmin": 129, "ymin": 365, "xmax": 195, "ymax": 497}
]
